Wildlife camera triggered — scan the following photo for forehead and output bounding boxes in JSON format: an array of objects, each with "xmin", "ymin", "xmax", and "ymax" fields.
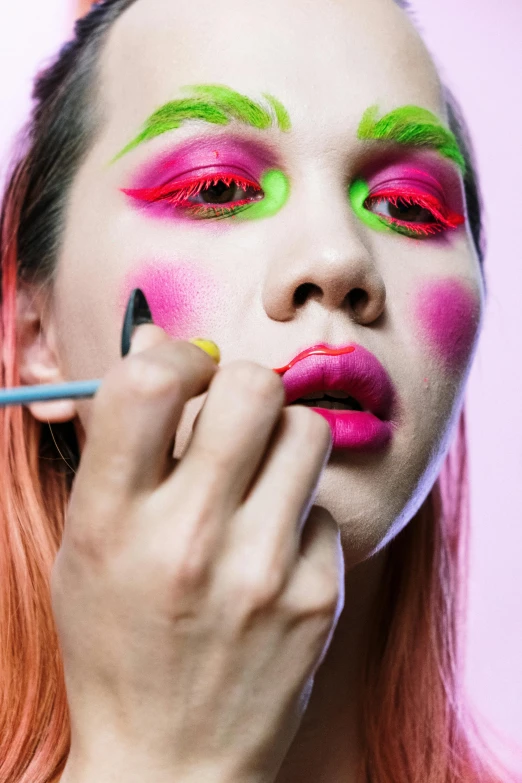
[{"xmin": 98, "ymin": 0, "xmax": 444, "ymax": 144}]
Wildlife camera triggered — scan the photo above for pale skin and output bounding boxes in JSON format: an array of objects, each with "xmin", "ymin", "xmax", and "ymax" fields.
[{"xmin": 15, "ymin": 0, "xmax": 484, "ymax": 781}]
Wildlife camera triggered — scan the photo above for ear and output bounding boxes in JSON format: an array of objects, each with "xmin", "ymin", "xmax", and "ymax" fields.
[{"xmin": 16, "ymin": 283, "xmax": 78, "ymax": 423}]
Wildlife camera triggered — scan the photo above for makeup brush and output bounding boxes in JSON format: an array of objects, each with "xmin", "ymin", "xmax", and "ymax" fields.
[{"xmin": 0, "ymin": 289, "xmax": 165, "ymax": 408}]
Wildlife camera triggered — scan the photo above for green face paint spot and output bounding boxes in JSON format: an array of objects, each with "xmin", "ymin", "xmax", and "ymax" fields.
[
  {"xmin": 357, "ymin": 104, "xmax": 466, "ymax": 174},
  {"xmin": 236, "ymin": 169, "xmax": 290, "ymax": 221},
  {"xmin": 349, "ymin": 179, "xmax": 390, "ymax": 233}
]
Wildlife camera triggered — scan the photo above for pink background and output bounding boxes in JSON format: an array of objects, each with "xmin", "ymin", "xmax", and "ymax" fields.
[{"xmin": 1, "ymin": 0, "xmax": 521, "ymax": 767}]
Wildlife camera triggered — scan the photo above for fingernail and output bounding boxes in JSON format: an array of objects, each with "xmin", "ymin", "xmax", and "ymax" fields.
[
  {"xmin": 188, "ymin": 338, "xmax": 221, "ymax": 364},
  {"xmin": 121, "ymin": 288, "xmax": 154, "ymax": 357}
]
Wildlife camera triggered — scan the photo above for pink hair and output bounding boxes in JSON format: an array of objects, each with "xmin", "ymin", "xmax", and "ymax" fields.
[
  {"xmin": 360, "ymin": 410, "xmax": 517, "ymax": 782},
  {"xmin": 0, "ymin": 162, "xmax": 70, "ymax": 783}
]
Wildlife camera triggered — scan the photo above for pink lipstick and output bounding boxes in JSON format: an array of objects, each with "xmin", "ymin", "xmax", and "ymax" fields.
[{"xmin": 276, "ymin": 344, "xmax": 395, "ymax": 451}]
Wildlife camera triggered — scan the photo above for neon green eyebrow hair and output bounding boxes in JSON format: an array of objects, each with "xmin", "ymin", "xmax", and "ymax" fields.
[
  {"xmin": 357, "ymin": 104, "xmax": 466, "ymax": 173},
  {"xmin": 112, "ymin": 84, "xmax": 292, "ymax": 162}
]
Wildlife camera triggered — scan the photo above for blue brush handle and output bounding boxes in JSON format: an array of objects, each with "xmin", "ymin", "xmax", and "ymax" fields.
[
  {"xmin": 0, "ymin": 379, "xmax": 101, "ymax": 407},
  {"xmin": 0, "ymin": 288, "xmax": 153, "ymax": 407}
]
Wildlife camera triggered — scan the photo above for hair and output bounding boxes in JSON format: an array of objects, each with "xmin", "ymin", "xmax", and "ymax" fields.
[{"xmin": 0, "ymin": 1, "xmax": 511, "ymax": 782}]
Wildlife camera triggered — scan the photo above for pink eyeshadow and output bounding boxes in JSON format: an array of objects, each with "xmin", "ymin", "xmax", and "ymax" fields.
[
  {"xmin": 120, "ymin": 260, "xmax": 216, "ymax": 338},
  {"xmin": 364, "ymin": 151, "xmax": 465, "ymax": 216},
  {"xmin": 127, "ymin": 134, "xmax": 278, "ymax": 190},
  {"xmin": 413, "ymin": 277, "xmax": 481, "ymax": 370}
]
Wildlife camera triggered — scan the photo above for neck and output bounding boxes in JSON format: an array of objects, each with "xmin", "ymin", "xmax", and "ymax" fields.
[{"xmin": 275, "ymin": 546, "xmax": 387, "ymax": 783}]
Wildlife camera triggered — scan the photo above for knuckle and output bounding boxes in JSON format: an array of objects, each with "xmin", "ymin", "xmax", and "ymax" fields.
[
  {"xmin": 311, "ymin": 573, "xmax": 341, "ymax": 616},
  {"xmin": 159, "ymin": 544, "xmax": 214, "ymax": 620},
  {"xmin": 170, "ymin": 547, "xmax": 212, "ymax": 594},
  {"xmin": 147, "ymin": 500, "xmax": 217, "ymax": 594},
  {"xmin": 303, "ymin": 574, "xmax": 340, "ymax": 618},
  {"xmin": 288, "ymin": 569, "xmax": 341, "ymax": 623},
  {"xmin": 223, "ymin": 361, "xmax": 285, "ymax": 407},
  {"xmin": 230, "ymin": 560, "xmax": 285, "ymax": 612},
  {"xmin": 120, "ymin": 354, "xmax": 183, "ymax": 402}
]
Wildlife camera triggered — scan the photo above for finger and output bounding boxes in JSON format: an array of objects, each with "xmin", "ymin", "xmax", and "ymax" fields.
[
  {"xmin": 159, "ymin": 361, "xmax": 286, "ymax": 517},
  {"xmin": 130, "ymin": 325, "xmax": 186, "ymax": 484},
  {"xmin": 77, "ymin": 334, "xmax": 219, "ymax": 504},
  {"xmin": 228, "ymin": 406, "xmax": 332, "ymax": 577},
  {"xmin": 157, "ymin": 394, "xmax": 206, "ymax": 483},
  {"xmin": 127, "ymin": 322, "xmax": 172, "ymax": 355},
  {"xmin": 283, "ymin": 506, "xmax": 344, "ymax": 637}
]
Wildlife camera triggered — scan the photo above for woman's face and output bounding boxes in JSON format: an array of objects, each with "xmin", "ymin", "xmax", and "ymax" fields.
[{"xmin": 46, "ymin": 0, "xmax": 483, "ymax": 567}]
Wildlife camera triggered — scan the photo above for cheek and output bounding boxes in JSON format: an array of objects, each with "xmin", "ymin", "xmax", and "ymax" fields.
[
  {"xmin": 120, "ymin": 260, "xmax": 217, "ymax": 338},
  {"xmin": 412, "ymin": 277, "xmax": 481, "ymax": 371}
]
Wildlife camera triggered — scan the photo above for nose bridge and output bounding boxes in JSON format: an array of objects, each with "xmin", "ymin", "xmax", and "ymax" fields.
[
  {"xmin": 298, "ymin": 183, "xmax": 373, "ymax": 293},
  {"xmin": 262, "ymin": 170, "xmax": 386, "ymax": 321}
]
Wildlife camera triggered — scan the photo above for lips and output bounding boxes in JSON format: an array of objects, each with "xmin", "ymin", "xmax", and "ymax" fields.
[{"xmin": 277, "ymin": 344, "xmax": 395, "ymax": 451}]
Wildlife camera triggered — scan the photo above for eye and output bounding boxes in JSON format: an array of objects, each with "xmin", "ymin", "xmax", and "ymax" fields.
[
  {"xmin": 189, "ymin": 177, "xmax": 262, "ymax": 209},
  {"xmin": 198, "ymin": 179, "xmax": 239, "ymax": 204},
  {"xmin": 122, "ymin": 173, "xmax": 264, "ymax": 219},
  {"xmin": 364, "ymin": 188, "xmax": 465, "ymax": 238},
  {"xmin": 373, "ymin": 196, "xmax": 435, "ymax": 224}
]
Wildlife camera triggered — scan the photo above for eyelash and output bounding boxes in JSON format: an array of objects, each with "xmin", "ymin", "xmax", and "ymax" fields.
[
  {"xmin": 364, "ymin": 187, "xmax": 465, "ymax": 238},
  {"xmin": 123, "ymin": 174, "xmax": 465, "ymax": 235},
  {"xmin": 122, "ymin": 174, "xmax": 263, "ymax": 219}
]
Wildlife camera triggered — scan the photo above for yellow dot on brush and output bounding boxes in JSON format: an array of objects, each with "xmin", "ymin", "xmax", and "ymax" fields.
[{"xmin": 189, "ymin": 338, "xmax": 221, "ymax": 364}]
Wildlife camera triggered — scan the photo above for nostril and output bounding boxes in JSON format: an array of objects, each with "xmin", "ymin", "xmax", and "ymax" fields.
[
  {"xmin": 346, "ymin": 287, "xmax": 368, "ymax": 316},
  {"xmin": 294, "ymin": 282, "xmax": 321, "ymax": 307}
]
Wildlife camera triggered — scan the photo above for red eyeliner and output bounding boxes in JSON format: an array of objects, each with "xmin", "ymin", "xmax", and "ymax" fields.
[
  {"xmin": 368, "ymin": 186, "xmax": 465, "ymax": 230},
  {"xmin": 121, "ymin": 173, "xmax": 261, "ymax": 205}
]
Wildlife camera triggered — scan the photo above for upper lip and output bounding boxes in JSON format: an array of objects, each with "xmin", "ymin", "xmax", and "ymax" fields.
[{"xmin": 278, "ymin": 343, "xmax": 395, "ymax": 419}]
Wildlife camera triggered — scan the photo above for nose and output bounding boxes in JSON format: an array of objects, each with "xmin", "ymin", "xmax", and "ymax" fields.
[{"xmin": 262, "ymin": 195, "xmax": 386, "ymax": 325}]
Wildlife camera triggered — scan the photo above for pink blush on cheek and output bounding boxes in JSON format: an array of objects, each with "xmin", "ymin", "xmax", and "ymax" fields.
[
  {"xmin": 413, "ymin": 278, "xmax": 481, "ymax": 371},
  {"xmin": 121, "ymin": 261, "xmax": 217, "ymax": 338}
]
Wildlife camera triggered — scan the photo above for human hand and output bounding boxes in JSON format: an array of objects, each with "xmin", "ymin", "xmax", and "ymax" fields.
[{"xmin": 53, "ymin": 323, "xmax": 344, "ymax": 783}]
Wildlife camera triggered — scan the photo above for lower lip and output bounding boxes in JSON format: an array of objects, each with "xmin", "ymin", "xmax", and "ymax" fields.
[{"xmin": 311, "ymin": 408, "xmax": 393, "ymax": 451}]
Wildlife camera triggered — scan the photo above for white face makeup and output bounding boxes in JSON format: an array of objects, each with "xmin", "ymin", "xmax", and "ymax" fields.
[{"xmin": 43, "ymin": 0, "xmax": 483, "ymax": 568}]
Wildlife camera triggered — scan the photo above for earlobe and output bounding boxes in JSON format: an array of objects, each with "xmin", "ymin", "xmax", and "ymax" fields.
[
  {"xmin": 16, "ymin": 283, "xmax": 77, "ymax": 424},
  {"xmin": 26, "ymin": 395, "xmax": 78, "ymax": 425}
]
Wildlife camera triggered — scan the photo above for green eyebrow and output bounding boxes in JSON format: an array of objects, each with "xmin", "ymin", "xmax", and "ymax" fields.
[
  {"xmin": 112, "ymin": 84, "xmax": 292, "ymax": 163},
  {"xmin": 357, "ymin": 104, "xmax": 466, "ymax": 173}
]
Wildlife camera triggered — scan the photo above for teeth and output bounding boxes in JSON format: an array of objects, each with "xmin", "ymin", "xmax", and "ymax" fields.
[
  {"xmin": 320, "ymin": 400, "xmax": 356, "ymax": 410},
  {"xmin": 300, "ymin": 390, "xmax": 352, "ymax": 401},
  {"xmin": 324, "ymin": 390, "xmax": 352, "ymax": 399},
  {"xmin": 293, "ymin": 390, "xmax": 364, "ymax": 411}
]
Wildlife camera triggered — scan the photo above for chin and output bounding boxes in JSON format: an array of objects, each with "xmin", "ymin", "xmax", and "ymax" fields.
[{"xmin": 314, "ymin": 443, "xmax": 443, "ymax": 570}]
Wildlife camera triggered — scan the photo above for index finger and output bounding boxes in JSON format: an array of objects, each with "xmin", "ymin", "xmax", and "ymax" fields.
[{"xmin": 76, "ymin": 335, "xmax": 219, "ymax": 504}]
